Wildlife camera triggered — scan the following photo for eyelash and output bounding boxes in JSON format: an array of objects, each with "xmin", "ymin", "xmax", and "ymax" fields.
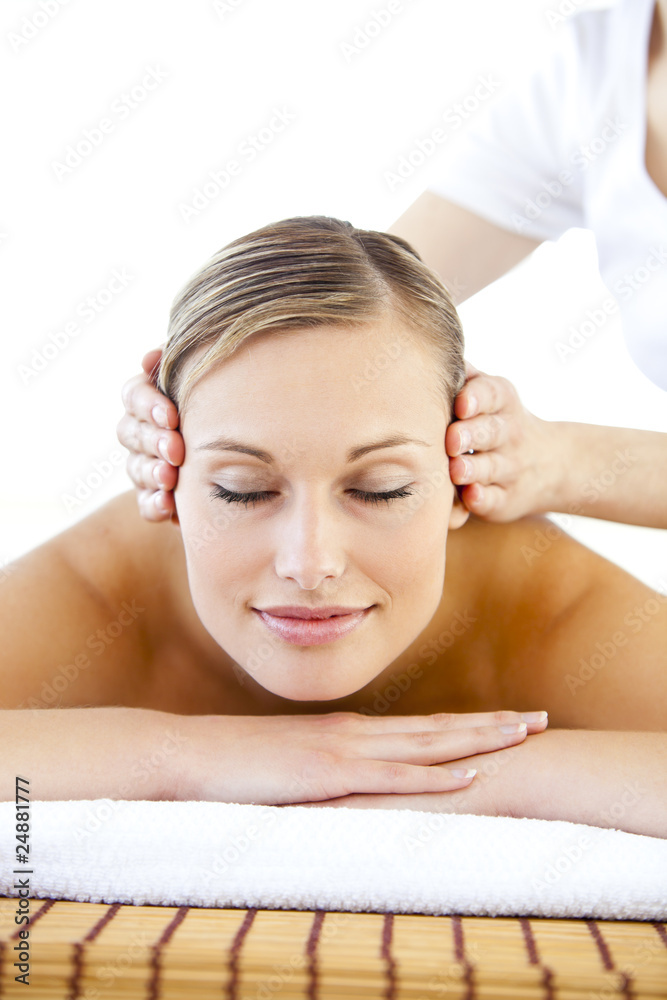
[{"xmin": 209, "ymin": 484, "xmax": 415, "ymax": 508}]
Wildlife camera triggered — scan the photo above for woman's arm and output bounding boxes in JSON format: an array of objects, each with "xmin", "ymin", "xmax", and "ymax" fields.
[
  {"xmin": 294, "ymin": 729, "xmax": 667, "ymax": 839},
  {"xmin": 0, "ymin": 706, "xmax": 187, "ymax": 801}
]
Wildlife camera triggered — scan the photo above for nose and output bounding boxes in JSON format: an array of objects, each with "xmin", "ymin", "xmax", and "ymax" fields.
[{"xmin": 273, "ymin": 485, "xmax": 346, "ymax": 590}]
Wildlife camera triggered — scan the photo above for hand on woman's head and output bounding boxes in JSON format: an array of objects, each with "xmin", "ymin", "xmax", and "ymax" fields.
[{"xmin": 116, "ymin": 345, "xmax": 185, "ymax": 522}]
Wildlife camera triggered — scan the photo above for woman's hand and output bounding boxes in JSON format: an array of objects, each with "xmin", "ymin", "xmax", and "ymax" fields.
[
  {"xmin": 171, "ymin": 709, "xmax": 548, "ymax": 805},
  {"xmin": 116, "ymin": 346, "xmax": 184, "ymax": 522},
  {"xmin": 446, "ymin": 363, "xmax": 559, "ymax": 522}
]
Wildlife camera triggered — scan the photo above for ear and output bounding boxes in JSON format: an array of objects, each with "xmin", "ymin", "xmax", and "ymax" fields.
[
  {"xmin": 168, "ymin": 494, "xmax": 180, "ymax": 529},
  {"xmin": 448, "ymin": 487, "xmax": 470, "ymax": 530}
]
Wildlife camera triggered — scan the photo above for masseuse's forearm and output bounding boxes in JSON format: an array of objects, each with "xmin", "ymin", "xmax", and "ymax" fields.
[
  {"xmin": 0, "ymin": 707, "xmax": 187, "ymax": 802},
  {"xmin": 311, "ymin": 730, "xmax": 667, "ymax": 839},
  {"xmin": 547, "ymin": 422, "xmax": 667, "ymax": 528}
]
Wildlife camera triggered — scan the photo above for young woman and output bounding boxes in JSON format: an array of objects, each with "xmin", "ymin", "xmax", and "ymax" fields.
[{"xmin": 3, "ymin": 217, "xmax": 666, "ymax": 837}]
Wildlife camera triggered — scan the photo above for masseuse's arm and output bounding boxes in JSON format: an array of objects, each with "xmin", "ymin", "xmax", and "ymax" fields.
[{"xmin": 389, "ymin": 193, "xmax": 667, "ymax": 529}]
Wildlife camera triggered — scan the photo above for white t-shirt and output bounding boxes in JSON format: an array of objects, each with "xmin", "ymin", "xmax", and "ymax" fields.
[{"xmin": 428, "ymin": 0, "xmax": 667, "ymax": 391}]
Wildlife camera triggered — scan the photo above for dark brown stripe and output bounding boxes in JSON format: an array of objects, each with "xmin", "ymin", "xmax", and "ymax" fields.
[
  {"xmin": 66, "ymin": 902, "xmax": 123, "ymax": 1000},
  {"xmin": 451, "ymin": 915, "xmax": 475, "ymax": 1000},
  {"xmin": 0, "ymin": 898, "xmax": 57, "ymax": 997},
  {"xmin": 586, "ymin": 920, "xmax": 634, "ymax": 1000},
  {"xmin": 227, "ymin": 908, "xmax": 258, "ymax": 1000},
  {"xmin": 147, "ymin": 905, "xmax": 190, "ymax": 1000},
  {"xmin": 653, "ymin": 922, "xmax": 667, "ymax": 948},
  {"xmin": 380, "ymin": 913, "xmax": 397, "ymax": 1000},
  {"xmin": 305, "ymin": 910, "xmax": 325, "ymax": 1000},
  {"xmin": 519, "ymin": 918, "xmax": 555, "ymax": 1000}
]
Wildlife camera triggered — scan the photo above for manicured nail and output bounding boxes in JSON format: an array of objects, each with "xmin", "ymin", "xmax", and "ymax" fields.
[
  {"xmin": 158, "ymin": 436, "xmax": 170, "ymax": 461},
  {"xmin": 155, "ymin": 463, "xmax": 169, "ymax": 488},
  {"xmin": 450, "ymin": 768, "xmax": 476, "ymax": 779},
  {"xmin": 152, "ymin": 405, "xmax": 169, "ymax": 428},
  {"xmin": 500, "ymin": 723, "xmax": 527, "ymax": 734},
  {"xmin": 521, "ymin": 711, "xmax": 548, "ymax": 723},
  {"xmin": 458, "ymin": 428, "xmax": 471, "ymax": 450},
  {"xmin": 465, "ymin": 395, "xmax": 478, "ymax": 416},
  {"xmin": 155, "ymin": 491, "xmax": 168, "ymax": 511}
]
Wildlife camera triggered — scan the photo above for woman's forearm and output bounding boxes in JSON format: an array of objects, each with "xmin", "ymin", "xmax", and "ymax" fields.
[
  {"xmin": 308, "ymin": 730, "xmax": 667, "ymax": 839},
  {"xmin": 0, "ymin": 707, "xmax": 189, "ymax": 802},
  {"xmin": 547, "ymin": 422, "xmax": 667, "ymax": 528}
]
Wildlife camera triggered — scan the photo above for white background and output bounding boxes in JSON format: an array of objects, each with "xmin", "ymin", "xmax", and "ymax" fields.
[{"xmin": 1, "ymin": 0, "xmax": 665, "ymax": 589}]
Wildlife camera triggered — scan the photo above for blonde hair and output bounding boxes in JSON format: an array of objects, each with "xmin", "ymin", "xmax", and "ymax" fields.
[{"xmin": 157, "ymin": 215, "xmax": 465, "ymax": 418}]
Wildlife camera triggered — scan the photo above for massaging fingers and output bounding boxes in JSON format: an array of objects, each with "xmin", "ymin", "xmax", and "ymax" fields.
[
  {"xmin": 449, "ymin": 449, "xmax": 514, "ymax": 489},
  {"xmin": 339, "ymin": 757, "xmax": 479, "ymax": 794},
  {"xmin": 347, "ymin": 722, "xmax": 529, "ymax": 766},
  {"xmin": 457, "ymin": 482, "xmax": 506, "ymax": 518},
  {"xmin": 454, "ymin": 369, "xmax": 516, "ymax": 421},
  {"xmin": 446, "ymin": 412, "xmax": 509, "ymax": 458}
]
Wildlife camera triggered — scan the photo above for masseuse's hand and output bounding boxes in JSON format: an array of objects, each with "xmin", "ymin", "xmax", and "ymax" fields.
[
  {"xmin": 116, "ymin": 346, "xmax": 184, "ymax": 521},
  {"xmin": 172, "ymin": 709, "xmax": 548, "ymax": 805},
  {"xmin": 446, "ymin": 363, "xmax": 557, "ymax": 522}
]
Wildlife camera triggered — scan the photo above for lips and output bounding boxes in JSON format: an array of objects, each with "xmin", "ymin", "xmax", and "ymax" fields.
[
  {"xmin": 256, "ymin": 605, "xmax": 371, "ymax": 620},
  {"xmin": 252, "ymin": 606, "xmax": 374, "ymax": 646}
]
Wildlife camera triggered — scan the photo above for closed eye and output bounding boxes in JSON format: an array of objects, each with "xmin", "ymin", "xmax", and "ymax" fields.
[{"xmin": 209, "ymin": 484, "xmax": 415, "ymax": 508}]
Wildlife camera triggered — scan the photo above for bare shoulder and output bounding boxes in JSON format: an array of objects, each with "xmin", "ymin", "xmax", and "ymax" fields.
[
  {"xmin": 450, "ymin": 516, "xmax": 667, "ymax": 729},
  {"xmin": 0, "ymin": 490, "xmax": 182, "ymax": 710}
]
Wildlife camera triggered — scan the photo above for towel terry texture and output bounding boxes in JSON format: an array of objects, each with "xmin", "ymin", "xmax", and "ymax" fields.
[{"xmin": 1, "ymin": 800, "xmax": 665, "ymax": 919}]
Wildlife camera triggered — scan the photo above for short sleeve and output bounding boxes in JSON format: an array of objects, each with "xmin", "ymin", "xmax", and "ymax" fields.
[{"xmin": 427, "ymin": 24, "xmax": 589, "ymax": 242}]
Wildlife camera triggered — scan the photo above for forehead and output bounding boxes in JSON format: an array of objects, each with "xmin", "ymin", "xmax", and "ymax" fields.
[{"xmin": 180, "ymin": 318, "xmax": 444, "ymax": 429}]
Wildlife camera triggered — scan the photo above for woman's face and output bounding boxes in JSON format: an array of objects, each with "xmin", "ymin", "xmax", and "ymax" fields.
[{"xmin": 173, "ymin": 316, "xmax": 468, "ymax": 701}]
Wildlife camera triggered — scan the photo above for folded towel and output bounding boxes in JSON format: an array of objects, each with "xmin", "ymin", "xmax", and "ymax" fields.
[{"xmin": 1, "ymin": 800, "xmax": 665, "ymax": 919}]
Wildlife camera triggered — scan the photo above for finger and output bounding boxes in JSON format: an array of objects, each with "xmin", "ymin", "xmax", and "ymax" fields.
[
  {"xmin": 127, "ymin": 453, "xmax": 179, "ymax": 492},
  {"xmin": 137, "ymin": 487, "xmax": 176, "ymax": 522},
  {"xmin": 121, "ymin": 374, "xmax": 179, "ymax": 430},
  {"xmin": 458, "ymin": 482, "xmax": 509, "ymax": 520},
  {"xmin": 141, "ymin": 347, "xmax": 165, "ymax": 383},
  {"xmin": 446, "ymin": 413, "xmax": 507, "ymax": 457},
  {"xmin": 319, "ymin": 709, "xmax": 548, "ymax": 735},
  {"xmin": 449, "ymin": 450, "xmax": 512, "ymax": 488},
  {"xmin": 352, "ymin": 722, "xmax": 528, "ymax": 765},
  {"xmin": 455, "ymin": 372, "xmax": 511, "ymax": 420},
  {"xmin": 342, "ymin": 757, "xmax": 478, "ymax": 794}
]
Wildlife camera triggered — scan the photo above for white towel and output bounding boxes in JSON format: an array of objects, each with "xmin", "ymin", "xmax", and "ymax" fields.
[{"xmin": 1, "ymin": 800, "xmax": 665, "ymax": 919}]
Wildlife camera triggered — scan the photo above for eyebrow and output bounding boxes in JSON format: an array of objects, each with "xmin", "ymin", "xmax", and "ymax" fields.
[{"xmin": 194, "ymin": 434, "xmax": 431, "ymax": 464}]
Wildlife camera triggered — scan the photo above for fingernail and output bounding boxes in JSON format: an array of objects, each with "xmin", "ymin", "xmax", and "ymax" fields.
[
  {"xmin": 458, "ymin": 428, "xmax": 471, "ymax": 450},
  {"xmin": 158, "ymin": 436, "xmax": 170, "ymax": 462},
  {"xmin": 155, "ymin": 463, "xmax": 169, "ymax": 488},
  {"xmin": 153, "ymin": 405, "xmax": 169, "ymax": 428},
  {"xmin": 461, "ymin": 457, "xmax": 471, "ymax": 479},
  {"xmin": 465, "ymin": 395, "xmax": 478, "ymax": 416},
  {"xmin": 521, "ymin": 711, "xmax": 548, "ymax": 723},
  {"xmin": 155, "ymin": 491, "xmax": 168, "ymax": 511},
  {"xmin": 450, "ymin": 768, "xmax": 476, "ymax": 779},
  {"xmin": 500, "ymin": 723, "xmax": 527, "ymax": 734}
]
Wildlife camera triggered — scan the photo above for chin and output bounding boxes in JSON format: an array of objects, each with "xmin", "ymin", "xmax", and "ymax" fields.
[{"xmin": 251, "ymin": 669, "xmax": 372, "ymax": 704}]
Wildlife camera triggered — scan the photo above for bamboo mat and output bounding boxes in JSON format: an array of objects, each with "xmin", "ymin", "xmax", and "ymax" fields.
[{"xmin": 0, "ymin": 898, "xmax": 666, "ymax": 999}]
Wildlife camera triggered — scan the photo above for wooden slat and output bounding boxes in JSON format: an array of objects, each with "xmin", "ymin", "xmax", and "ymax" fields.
[{"xmin": 0, "ymin": 898, "xmax": 665, "ymax": 1000}]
